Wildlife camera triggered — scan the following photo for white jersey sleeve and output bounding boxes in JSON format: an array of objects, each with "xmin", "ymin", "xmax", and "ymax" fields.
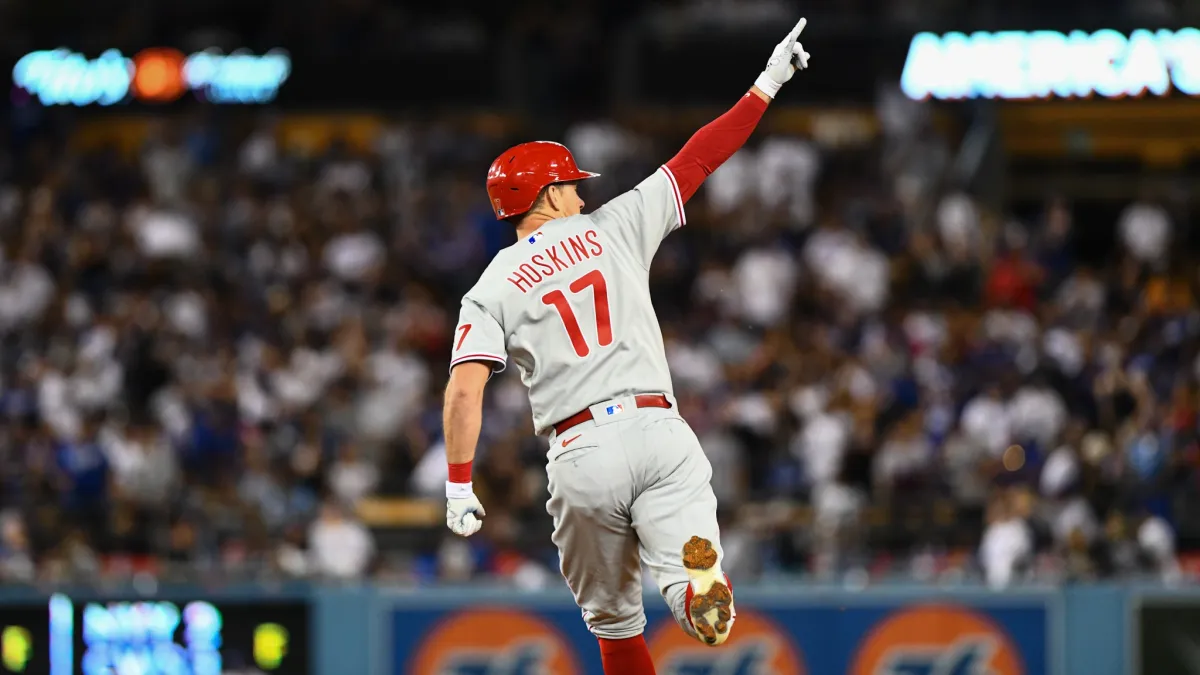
[
  {"xmin": 449, "ymin": 297, "xmax": 507, "ymax": 374},
  {"xmin": 592, "ymin": 166, "xmax": 686, "ymax": 268}
]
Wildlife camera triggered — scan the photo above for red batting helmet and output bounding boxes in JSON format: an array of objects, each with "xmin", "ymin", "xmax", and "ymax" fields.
[{"xmin": 485, "ymin": 141, "xmax": 599, "ymax": 220}]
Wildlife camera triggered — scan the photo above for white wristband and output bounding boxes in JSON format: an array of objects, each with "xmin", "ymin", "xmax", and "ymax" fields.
[
  {"xmin": 754, "ymin": 73, "xmax": 782, "ymax": 99},
  {"xmin": 446, "ymin": 481, "xmax": 474, "ymax": 500}
]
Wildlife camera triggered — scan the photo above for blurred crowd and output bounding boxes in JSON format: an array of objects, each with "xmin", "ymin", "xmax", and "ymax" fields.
[{"xmin": 0, "ymin": 79, "xmax": 1198, "ymax": 591}]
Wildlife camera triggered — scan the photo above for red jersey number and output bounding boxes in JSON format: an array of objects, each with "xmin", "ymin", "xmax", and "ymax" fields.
[
  {"xmin": 455, "ymin": 324, "xmax": 473, "ymax": 351},
  {"xmin": 541, "ymin": 270, "xmax": 613, "ymax": 358}
]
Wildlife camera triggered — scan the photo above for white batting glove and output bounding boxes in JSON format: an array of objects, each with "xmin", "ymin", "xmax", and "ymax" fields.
[
  {"xmin": 754, "ymin": 18, "xmax": 811, "ymax": 99},
  {"xmin": 446, "ymin": 481, "xmax": 485, "ymax": 537}
]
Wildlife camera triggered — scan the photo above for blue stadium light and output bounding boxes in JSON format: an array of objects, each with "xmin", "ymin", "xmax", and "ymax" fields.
[{"xmin": 183, "ymin": 49, "xmax": 292, "ymax": 104}]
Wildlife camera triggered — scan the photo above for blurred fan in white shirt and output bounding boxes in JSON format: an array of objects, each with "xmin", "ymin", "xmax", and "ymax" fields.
[
  {"xmin": 961, "ymin": 387, "xmax": 1011, "ymax": 457},
  {"xmin": 980, "ymin": 495, "xmax": 1033, "ymax": 589},
  {"xmin": 1118, "ymin": 200, "xmax": 1171, "ymax": 267},
  {"xmin": 308, "ymin": 501, "xmax": 375, "ymax": 580}
]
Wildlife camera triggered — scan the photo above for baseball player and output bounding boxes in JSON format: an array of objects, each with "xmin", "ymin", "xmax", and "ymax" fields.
[{"xmin": 442, "ymin": 18, "xmax": 812, "ymax": 675}]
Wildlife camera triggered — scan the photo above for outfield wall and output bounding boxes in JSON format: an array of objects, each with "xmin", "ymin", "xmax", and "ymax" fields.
[{"xmin": 0, "ymin": 583, "xmax": 1192, "ymax": 675}]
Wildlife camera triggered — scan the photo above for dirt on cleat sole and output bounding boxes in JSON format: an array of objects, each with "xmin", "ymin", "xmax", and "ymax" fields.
[
  {"xmin": 689, "ymin": 581, "xmax": 733, "ymax": 644},
  {"xmin": 683, "ymin": 535, "xmax": 719, "ymax": 570},
  {"xmin": 682, "ymin": 536, "xmax": 734, "ymax": 646}
]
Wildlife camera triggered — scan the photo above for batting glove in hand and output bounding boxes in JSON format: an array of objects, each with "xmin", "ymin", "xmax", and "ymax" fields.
[
  {"xmin": 754, "ymin": 17, "xmax": 811, "ymax": 99},
  {"xmin": 446, "ymin": 482, "xmax": 486, "ymax": 537}
]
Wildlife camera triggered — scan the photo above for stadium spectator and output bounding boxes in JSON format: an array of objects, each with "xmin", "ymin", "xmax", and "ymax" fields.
[{"xmin": 308, "ymin": 501, "xmax": 375, "ymax": 580}]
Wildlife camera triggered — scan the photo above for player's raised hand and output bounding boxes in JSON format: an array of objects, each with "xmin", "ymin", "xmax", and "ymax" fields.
[
  {"xmin": 446, "ymin": 491, "xmax": 486, "ymax": 537},
  {"xmin": 754, "ymin": 17, "xmax": 812, "ymax": 99}
]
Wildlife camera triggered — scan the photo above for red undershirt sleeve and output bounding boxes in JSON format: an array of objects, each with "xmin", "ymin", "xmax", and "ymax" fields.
[{"xmin": 663, "ymin": 90, "xmax": 770, "ymax": 204}]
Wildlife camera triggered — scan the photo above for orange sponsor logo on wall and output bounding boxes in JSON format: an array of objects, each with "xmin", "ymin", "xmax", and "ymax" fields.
[
  {"xmin": 851, "ymin": 604, "xmax": 1025, "ymax": 675},
  {"xmin": 409, "ymin": 608, "xmax": 583, "ymax": 675},
  {"xmin": 647, "ymin": 609, "xmax": 807, "ymax": 675}
]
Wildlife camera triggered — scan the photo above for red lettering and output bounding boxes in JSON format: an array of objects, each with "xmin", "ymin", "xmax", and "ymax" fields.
[
  {"xmin": 532, "ymin": 254, "xmax": 555, "ymax": 276},
  {"xmin": 568, "ymin": 236, "xmax": 591, "ymax": 261},
  {"xmin": 572, "ymin": 270, "xmax": 612, "ymax": 347},
  {"xmin": 545, "ymin": 245, "xmax": 569, "ymax": 272},
  {"xmin": 541, "ymin": 270, "xmax": 615, "ymax": 358},
  {"xmin": 585, "ymin": 230, "xmax": 604, "ymax": 256},
  {"xmin": 508, "ymin": 271, "xmax": 533, "ymax": 293},
  {"xmin": 562, "ymin": 240, "xmax": 577, "ymax": 265},
  {"xmin": 542, "ymin": 290, "xmax": 589, "ymax": 357},
  {"xmin": 455, "ymin": 324, "xmax": 472, "ymax": 350},
  {"xmin": 518, "ymin": 263, "xmax": 544, "ymax": 284}
]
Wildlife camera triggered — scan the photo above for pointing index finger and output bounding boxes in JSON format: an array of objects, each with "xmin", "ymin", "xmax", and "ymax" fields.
[{"xmin": 788, "ymin": 17, "xmax": 807, "ymax": 40}]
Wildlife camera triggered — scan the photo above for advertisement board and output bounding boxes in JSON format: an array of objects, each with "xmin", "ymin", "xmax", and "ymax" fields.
[
  {"xmin": 900, "ymin": 28, "xmax": 1200, "ymax": 101},
  {"xmin": 0, "ymin": 594, "xmax": 310, "ymax": 675},
  {"xmin": 1136, "ymin": 596, "xmax": 1200, "ymax": 675},
  {"xmin": 390, "ymin": 596, "xmax": 1050, "ymax": 675},
  {"xmin": 6, "ymin": 46, "xmax": 490, "ymax": 109}
]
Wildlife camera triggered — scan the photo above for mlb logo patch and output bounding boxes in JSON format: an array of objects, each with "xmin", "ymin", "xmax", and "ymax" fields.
[
  {"xmin": 527, "ymin": 231, "xmax": 544, "ymax": 244},
  {"xmin": 606, "ymin": 404, "xmax": 624, "ymax": 416}
]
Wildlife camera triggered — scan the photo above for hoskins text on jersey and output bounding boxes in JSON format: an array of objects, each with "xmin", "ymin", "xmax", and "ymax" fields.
[{"xmin": 507, "ymin": 229, "xmax": 605, "ymax": 293}]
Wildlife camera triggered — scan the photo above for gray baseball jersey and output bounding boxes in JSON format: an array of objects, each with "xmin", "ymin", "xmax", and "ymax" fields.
[{"xmin": 450, "ymin": 166, "xmax": 686, "ymax": 435}]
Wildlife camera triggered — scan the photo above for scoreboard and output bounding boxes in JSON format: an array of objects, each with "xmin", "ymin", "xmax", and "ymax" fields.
[{"xmin": 0, "ymin": 594, "xmax": 310, "ymax": 675}]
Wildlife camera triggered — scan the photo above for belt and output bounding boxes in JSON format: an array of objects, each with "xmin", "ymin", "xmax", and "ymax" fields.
[{"xmin": 553, "ymin": 394, "xmax": 672, "ymax": 436}]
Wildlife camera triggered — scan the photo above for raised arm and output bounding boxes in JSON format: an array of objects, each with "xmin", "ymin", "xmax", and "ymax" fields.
[
  {"xmin": 665, "ymin": 18, "xmax": 811, "ymax": 204},
  {"xmin": 590, "ymin": 17, "xmax": 813, "ymax": 267}
]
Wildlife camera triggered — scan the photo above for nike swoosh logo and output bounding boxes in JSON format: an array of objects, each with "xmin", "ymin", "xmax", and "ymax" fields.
[{"xmin": 562, "ymin": 434, "xmax": 582, "ymax": 447}]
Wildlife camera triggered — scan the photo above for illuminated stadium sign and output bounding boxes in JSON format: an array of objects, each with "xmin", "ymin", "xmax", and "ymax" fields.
[
  {"xmin": 901, "ymin": 28, "xmax": 1200, "ymax": 100},
  {"xmin": 12, "ymin": 47, "xmax": 291, "ymax": 106}
]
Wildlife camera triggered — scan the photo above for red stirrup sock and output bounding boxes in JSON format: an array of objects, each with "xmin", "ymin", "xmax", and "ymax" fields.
[{"xmin": 598, "ymin": 635, "xmax": 657, "ymax": 675}]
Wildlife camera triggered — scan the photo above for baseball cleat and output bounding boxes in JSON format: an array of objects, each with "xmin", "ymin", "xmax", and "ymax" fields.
[{"xmin": 682, "ymin": 536, "xmax": 736, "ymax": 647}]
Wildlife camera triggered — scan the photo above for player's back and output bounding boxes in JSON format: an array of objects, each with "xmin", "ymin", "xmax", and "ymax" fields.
[{"xmin": 452, "ymin": 169, "xmax": 687, "ymax": 435}]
